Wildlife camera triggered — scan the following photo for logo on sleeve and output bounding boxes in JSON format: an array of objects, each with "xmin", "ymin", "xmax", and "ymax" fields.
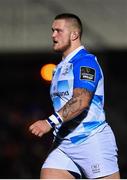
[{"xmin": 80, "ymin": 66, "xmax": 95, "ymax": 81}]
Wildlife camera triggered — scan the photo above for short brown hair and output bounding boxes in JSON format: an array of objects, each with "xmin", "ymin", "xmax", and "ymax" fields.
[{"xmin": 54, "ymin": 13, "xmax": 83, "ymax": 38}]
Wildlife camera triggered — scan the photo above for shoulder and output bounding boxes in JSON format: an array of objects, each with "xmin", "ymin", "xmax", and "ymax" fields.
[{"xmin": 70, "ymin": 49, "xmax": 100, "ymax": 69}]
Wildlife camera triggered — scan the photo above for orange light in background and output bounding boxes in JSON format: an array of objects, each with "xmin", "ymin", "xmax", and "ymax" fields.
[{"xmin": 40, "ymin": 63, "xmax": 56, "ymax": 82}]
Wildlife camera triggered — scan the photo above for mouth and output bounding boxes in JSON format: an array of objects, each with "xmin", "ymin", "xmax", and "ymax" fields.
[{"xmin": 53, "ymin": 39, "xmax": 58, "ymax": 44}]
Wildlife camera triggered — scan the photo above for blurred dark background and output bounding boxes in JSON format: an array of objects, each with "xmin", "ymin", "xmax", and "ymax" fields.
[{"xmin": 0, "ymin": 0, "xmax": 127, "ymax": 179}]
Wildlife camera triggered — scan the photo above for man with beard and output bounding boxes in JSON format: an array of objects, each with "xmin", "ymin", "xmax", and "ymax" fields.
[{"xmin": 29, "ymin": 13, "xmax": 120, "ymax": 179}]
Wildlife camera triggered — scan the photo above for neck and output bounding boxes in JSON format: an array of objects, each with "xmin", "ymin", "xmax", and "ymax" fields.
[{"xmin": 62, "ymin": 41, "xmax": 81, "ymax": 59}]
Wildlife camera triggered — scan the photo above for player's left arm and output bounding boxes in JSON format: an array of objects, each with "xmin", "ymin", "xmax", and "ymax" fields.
[{"xmin": 58, "ymin": 87, "xmax": 93, "ymax": 122}]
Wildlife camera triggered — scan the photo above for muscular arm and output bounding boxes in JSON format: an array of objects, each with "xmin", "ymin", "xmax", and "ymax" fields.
[
  {"xmin": 58, "ymin": 88, "xmax": 93, "ymax": 122},
  {"xmin": 29, "ymin": 88, "xmax": 93, "ymax": 137}
]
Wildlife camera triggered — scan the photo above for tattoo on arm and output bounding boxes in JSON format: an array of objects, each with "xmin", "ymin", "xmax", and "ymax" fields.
[{"xmin": 61, "ymin": 88, "xmax": 93, "ymax": 121}]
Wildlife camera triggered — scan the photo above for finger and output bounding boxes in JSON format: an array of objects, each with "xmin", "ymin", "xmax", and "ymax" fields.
[
  {"xmin": 38, "ymin": 132, "xmax": 44, "ymax": 137},
  {"xmin": 31, "ymin": 128, "xmax": 38, "ymax": 135},
  {"xmin": 35, "ymin": 131, "xmax": 40, "ymax": 136},
  {"xmin": 29, "ymin": 124, "xmax": 34, "ymax": 131}
]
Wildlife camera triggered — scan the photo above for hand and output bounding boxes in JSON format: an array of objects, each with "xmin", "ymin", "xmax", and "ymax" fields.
[{"xmin": 29, "ymin": 120, "xmax": 52, "ymax": 137}]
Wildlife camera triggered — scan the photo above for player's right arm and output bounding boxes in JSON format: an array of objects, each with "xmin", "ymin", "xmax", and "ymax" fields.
[
  {"xmin": 58, "ymin": 87, "xmax": 93, "ymax": 122},
  {"xmin": 29, "ymin": 87, "xmax": 93, "ymax": 137}
]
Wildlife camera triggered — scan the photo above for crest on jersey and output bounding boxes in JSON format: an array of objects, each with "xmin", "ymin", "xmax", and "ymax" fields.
[
  {"xmin": 61, "ymin": 64, "xmax": 72, "ymax": 76},
  {"xmin": 80, "ymin": 66, "xmax": 95, "ymax": 81}
]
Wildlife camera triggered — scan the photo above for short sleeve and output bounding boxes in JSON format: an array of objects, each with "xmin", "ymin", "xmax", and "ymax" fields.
[{"xmin": 73, "ymin": 55, "xmax": 102, "ymax": 92}]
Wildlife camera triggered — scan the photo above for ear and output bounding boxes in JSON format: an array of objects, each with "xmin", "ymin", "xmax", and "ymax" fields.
[{"xmin": 71, "ymin": 31, "xmax": 79, "ymax": 41}]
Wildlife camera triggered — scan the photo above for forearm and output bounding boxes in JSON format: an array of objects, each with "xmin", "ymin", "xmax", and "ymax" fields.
[
  {"xmin": 46, "ymin": 88, "xmax": 93, "ymax": 128},
  {"xmin": 58, "ymin": 88, "xmax": 93, "ymax": 122}
]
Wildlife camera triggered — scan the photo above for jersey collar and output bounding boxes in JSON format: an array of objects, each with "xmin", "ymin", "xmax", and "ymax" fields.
[{"xmin": 62, "ymin": 46, "xmax": 85, "ymax": 64}]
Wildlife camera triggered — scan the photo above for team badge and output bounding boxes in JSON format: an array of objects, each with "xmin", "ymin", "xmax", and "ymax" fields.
[
  {"xmin": 61, "ymin": 64, "xmax": 72, "ymax": 75},
  {"xmin": 80, "ymin": 66, "xmax": 95, "ymax": 81}
]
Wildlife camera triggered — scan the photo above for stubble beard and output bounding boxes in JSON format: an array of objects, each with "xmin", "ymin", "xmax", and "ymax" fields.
[{"xmin": 53, "ymin": 41, "xmax": 71, "ymax": 55}]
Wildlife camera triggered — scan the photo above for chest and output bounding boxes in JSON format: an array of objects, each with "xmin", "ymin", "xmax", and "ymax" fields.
[{"xmin": 50, "ymin": 62, "xmax": 74, "ymax": 98}]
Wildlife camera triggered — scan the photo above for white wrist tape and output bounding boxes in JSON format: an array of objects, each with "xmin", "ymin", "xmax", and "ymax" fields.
[{"xmin": 47, "ymin": 112, "xmax": 63, "ymax": 128}]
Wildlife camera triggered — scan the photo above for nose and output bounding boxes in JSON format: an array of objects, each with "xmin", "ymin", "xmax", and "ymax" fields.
[{"xmin": 52, "ymin": 30, "xmax": 57, "ymax": 38}]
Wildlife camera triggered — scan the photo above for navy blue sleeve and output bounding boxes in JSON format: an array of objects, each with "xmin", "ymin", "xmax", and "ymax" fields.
[{"xmin": 73, "ymin": 55, "xmax": 102, "ymax": 92}]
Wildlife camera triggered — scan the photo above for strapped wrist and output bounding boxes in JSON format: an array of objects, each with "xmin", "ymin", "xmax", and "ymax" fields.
[{"xmin": 46, "ymin": 112, "xmax": 63, "ymax": 128}]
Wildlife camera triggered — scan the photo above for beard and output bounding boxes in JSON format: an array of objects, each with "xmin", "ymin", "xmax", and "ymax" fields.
[{"xmin": 53, "ymin": 40, "xmax": 71, "ymax": 54}]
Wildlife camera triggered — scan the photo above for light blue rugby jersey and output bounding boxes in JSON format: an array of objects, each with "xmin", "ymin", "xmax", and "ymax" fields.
[{"xmin": 50, "ymin": 46, "xmax": 107, "ymax": 144}]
